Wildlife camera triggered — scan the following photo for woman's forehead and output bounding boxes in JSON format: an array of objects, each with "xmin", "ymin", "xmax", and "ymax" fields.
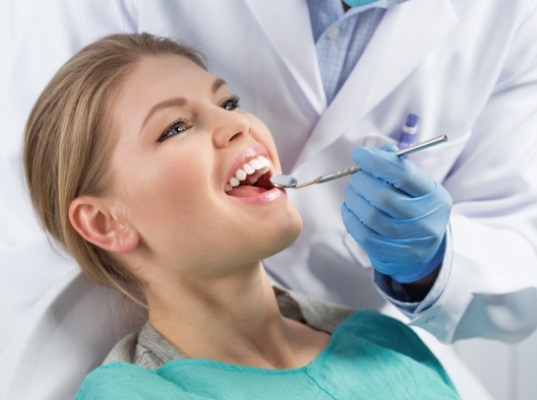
[
  {"xmin": 132, "ymin": 54, "xmax": 214, "ymax": 86},
  {"xmin": 116, "ymin": 55, "xmax": 226, "ymax": 115}
]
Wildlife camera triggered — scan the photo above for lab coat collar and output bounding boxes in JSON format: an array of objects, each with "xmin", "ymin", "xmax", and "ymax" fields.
[{"xmin": 244, "ymin": 0, "xmax": 326, "ymax": 114}]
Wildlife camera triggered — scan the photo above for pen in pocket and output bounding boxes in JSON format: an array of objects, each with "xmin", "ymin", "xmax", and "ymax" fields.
[{"xmin": 397, "ymin": 114, "xmax": 418, "ymax": 158}]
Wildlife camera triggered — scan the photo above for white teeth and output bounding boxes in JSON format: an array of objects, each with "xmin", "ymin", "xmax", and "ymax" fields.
[
  {"xmin": 249, "ymin": 158, "xmax": 263, "ymax": 169},
  {"xmin": 258, "ymin": 156, "xmax": 270, "ymax": 168},
  {"xmin": 229, "ymin": 177, "xmax": 240, "ymax": 187},
  {"xmin": 235, "ymin": 168, "xmax": 247, "ymax": 181},
  {"xmin": 225, "ymin": 155, "xmax": 273, "ymax": 192},
  {"xmin": 243, "ymin": 163, "xmax": 255, "ymax": 174}
]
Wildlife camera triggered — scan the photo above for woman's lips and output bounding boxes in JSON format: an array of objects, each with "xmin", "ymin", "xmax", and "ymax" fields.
[
  {"xmin": 227, "ymin": 186, "xmax": 286, "ymax": 204},
  {"xmin": 223, "ymin": 143, "xmax": 284, "ymax": 203}
]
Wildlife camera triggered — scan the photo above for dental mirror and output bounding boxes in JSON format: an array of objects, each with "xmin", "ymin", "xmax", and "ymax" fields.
[
  {"xmin": 270, "ymin": 174, "xmax": 299, "ymax": 189},
  {"xmin": 271, "ymin": 135, "xmax": 447, "ymax": 189}
]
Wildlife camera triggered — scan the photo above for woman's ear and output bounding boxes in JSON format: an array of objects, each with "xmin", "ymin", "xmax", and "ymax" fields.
[{"xmin": 69, "ymin": 196, "xmax": 139, "ymax": 253}]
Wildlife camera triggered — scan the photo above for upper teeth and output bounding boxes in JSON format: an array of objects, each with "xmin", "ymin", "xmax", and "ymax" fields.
[{"xmin": 225, "ymin": 155, "xmax": 271, "ymax": 192}]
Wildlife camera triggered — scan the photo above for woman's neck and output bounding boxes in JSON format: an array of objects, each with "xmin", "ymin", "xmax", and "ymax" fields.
[{"xmin": 144, "ymin": 263, "xmax": 329, "ymax": 369}]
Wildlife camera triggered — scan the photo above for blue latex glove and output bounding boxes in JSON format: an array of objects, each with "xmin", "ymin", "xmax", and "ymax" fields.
[{"xmin": 341, "ymin": 144, "xmax": 452, "ymax": 283}]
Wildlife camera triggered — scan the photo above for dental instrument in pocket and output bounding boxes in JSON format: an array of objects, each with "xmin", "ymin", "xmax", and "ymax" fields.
[{"xmin": 270, "ymin": 135, "xmax": 447, "ymax": 189}]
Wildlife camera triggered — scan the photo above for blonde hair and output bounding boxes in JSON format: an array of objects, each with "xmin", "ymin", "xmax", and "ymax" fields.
[{"xmin": 23, "ymin": 33, "xmax": 206, "ymax": 305}]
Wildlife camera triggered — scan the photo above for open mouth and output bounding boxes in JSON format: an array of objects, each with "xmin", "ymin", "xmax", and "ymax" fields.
[{"xmin": 224, "ymin": 155, "xmax": 276, "ymax": 198}]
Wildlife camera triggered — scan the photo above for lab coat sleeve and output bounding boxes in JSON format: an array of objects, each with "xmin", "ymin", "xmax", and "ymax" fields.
[
  {"xmin": 397, "ymin": 2, "xmax": 537, "ymax": 343},
  {"xmin": 0, "ymin": 0, "xmax": 138, "ymax": 330}
]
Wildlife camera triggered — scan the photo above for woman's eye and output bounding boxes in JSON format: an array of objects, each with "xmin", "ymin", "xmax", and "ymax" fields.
[
  {"xmin": 222, "ymin": 94, "xmax": 240, "ymax": 111},
  {"xmin": 157, "ymin": 118, "xmax": 192, "ymax": 142}
]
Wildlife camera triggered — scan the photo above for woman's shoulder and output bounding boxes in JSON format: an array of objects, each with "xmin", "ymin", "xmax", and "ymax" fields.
[
  {"xmin": 337, "ymin": 308, "xmax": 434, "ymax": 356},
  {"xmin": 277, "ymin": 287, "xmax": 421, "ymax": 343},
  {"xmin": 76, "ymin": 360, "xmax": 211, "ymax": 399},
  {"xmin": 276, "ymin": 287, "xmax": 355, "ymax": 333},
  {"xmin": 101, "ymin": 332, "xmax": 139, "ymax": 364},
  {"xmin": 76, "ymin": 362, "xmax": 169, "ymax": 399},
  {"xmin": 102, "ymin": 321, "xmax": 186, "ymax": 369},
  {"xmin": 333, "ymin": 309, "xmax": 457, "ymax": 388}
]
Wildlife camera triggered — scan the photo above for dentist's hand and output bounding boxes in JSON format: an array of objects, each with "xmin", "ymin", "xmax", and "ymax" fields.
[{"xmin": 341, "ymin": 144, "xmax": 452, "ymax": 284}]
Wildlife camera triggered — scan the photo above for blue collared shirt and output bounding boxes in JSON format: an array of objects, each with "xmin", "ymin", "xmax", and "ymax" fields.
[{"xmin": 306, "ymin": 0, "xmax": 385, "ymax": 104}]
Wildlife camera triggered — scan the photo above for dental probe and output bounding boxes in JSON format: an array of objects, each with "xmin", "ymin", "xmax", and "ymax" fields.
[{"xmin": 270, "ymin": 135, "xmax": 447, "ymax": 189}]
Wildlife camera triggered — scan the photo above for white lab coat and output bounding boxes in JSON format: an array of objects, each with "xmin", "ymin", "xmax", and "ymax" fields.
[{"xmin": 1, "ymin": 0, "xmax": 537, "ymax": 398}]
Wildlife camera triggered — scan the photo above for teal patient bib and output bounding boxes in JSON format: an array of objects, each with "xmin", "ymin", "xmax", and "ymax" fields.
[{"xmin": 77, "ymin": 310, "xmax": 460, "ymax": 399}]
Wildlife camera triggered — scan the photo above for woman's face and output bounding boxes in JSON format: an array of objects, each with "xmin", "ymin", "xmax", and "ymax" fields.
[{"xmin": 107, "ymin": 54, "xmax": 302, "ymax": 278}]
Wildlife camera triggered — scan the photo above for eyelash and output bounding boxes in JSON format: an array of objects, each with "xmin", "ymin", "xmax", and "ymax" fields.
[
  {"xmin": 157, "ymin": 118, "xmax": 192, "ymax": 142},
  {"xmin": 222, "ymin": 94, "xmax": 240, "ymax": 111},
  {"xmin": 157, "ymin": 94, "xmax": 241, "ymax": 142}
]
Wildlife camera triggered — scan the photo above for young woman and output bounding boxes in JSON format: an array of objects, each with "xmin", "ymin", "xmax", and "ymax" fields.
[{"xmin": 23, "ymin": 33, "xmax": 459, "ymax": 399}]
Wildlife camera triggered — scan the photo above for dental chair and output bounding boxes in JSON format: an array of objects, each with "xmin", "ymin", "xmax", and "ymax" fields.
[{"xmin": 0, "ymin": 268, "xmax": 145, "ymax": 400}]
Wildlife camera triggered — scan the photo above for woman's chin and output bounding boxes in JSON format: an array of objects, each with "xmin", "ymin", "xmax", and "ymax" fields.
[{"xmin": 265, "ymin": 212, "xmax": 303, "ymax": 257}]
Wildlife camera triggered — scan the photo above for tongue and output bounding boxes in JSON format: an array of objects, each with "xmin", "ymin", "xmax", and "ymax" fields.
[{"xmin": 227, "ymin": 185, "xmax": 267, "ymax": 198}]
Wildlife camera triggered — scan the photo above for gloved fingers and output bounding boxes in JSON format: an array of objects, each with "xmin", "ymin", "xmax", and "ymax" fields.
[
  {"xmin": 352, "ymin": 146, "xmax": 435, "ymax": 197},
  {"xmin": 341, "ymin": 202, "xmax": 374, "ymax": 245},
  {"xmin": 343, "ymin": 185, "xmax": 414, "ymax": 237},
  {"xmin": 343, "ymin": 185, "xmax": 384, "ymax": 236},
  {"xmin": 342, "ymin": 202, "xmax": 441, "ymax": 277},
  {"xmin": 344, "ymin": 184, "xmax": 447, "ymax": 239},
  {"xmin": 341, "ymin": 202, "xmax": 402, "ymax": 263},
  {"xmin": 349, "ymin": 171, "xmax": 419, "ymax": 220},
  {"xmin": 380, "ymin": 143, "xmax": 399, "ymax": 152},
  {"xmin": 365, "ymin": 236, "xmax": 443, "ymax": 279}
]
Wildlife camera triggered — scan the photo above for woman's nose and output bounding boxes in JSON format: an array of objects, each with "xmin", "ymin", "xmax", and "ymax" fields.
[{"xmin": 212, "ymin": 111, "xmax": 250, "ymax": 148}]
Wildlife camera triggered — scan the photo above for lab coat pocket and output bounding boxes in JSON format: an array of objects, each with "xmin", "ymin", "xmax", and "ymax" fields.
[
  {"xmin": 409, "ymin": 131, "xmax": 470, "ymax": 182},
  {"xmin": 360, "ymin": 132, "xmax": 398, "ymax": 149}
]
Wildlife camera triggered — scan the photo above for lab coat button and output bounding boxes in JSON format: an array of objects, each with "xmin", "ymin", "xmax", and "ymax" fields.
[
  {"xmin": 327, "ymin": 26, "xmax": 341, "ymax": 39},
  {"xmin": 425, "ymin": 316, "xmax": 436, "ymax": 323}
]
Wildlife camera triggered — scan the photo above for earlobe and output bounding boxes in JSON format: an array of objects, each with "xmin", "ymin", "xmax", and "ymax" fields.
[{"xmin": 69, "ymin": 196, "xmax": 139, "ymax": 253}]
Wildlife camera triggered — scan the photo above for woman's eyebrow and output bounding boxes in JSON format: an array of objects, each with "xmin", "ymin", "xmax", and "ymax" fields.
[
  {"xmin": 212, "ymin": 78, "xmax": 226, "ymax": 93},
  {"xmin": 140, "ymin": 78, "xmax": 227, "ymax": 133},
  {"xmin": 141, "ymin": 97, "xmax": 186, "ymax": 132}
]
